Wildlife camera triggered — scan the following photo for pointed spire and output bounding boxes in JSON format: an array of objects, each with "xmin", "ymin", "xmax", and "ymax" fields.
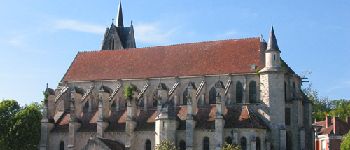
[
  {"xmin": 116, "ymin": 0, "xmax": 124, "ymax": 27},
  {"xmin": 267, "ymin": 26, "xmax": 279, "ymax": 51}
]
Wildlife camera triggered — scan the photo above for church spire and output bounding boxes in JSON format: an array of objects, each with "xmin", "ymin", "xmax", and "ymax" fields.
[
  {"xmin": 267, "ymin": 26, "xmax": 279, "ymax": 51},
  {"xmin": 116, "ymin": 0, "xmax": 124, "ymax": 27}
]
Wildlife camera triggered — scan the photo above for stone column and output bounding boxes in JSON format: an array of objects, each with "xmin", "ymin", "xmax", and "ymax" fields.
[
  {"xmin": 251, "ymin": 136, "xmax": 256, "ymax": 150},
  {"xmin": 97, "ymin": 99, "xmax": 109, "ymax": 137},
  {"xmin": 68, "ymin": 97, "xmax": 81, "ymax": 150},
  {"xmin": 185, "ymin": 84, "xmax": 196, "ymax": 150},
  {"xmin": 125, "ymin": 96, "xmax": 137, "ymax": 150},
  {"xmin": 215, "ymin": 93, "xmax": 224, "ymax": 150},
  {"xmin": 39, "ymin": 102, "xmax": 54, "ymax": 150},
  {"xmin": 280, "ymin": 128, "xmax": 287, "ymax": 150}
]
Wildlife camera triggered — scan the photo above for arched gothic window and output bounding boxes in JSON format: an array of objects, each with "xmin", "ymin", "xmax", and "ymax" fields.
[
  {"xmin": 249, "ymin": 81, "xmax": 257, "ymax": 103},
  {"xmin": 183, "ymin": 88, "xmax": 188, "ymax": 105},
  {"xmin": 179, "ymin": 140, "xmax": 186, "ymax": 150},
  {"xmin": 138, "ymin": 98, "xmax": 144, "ymax": 108},
  {"xmin": 60, "ymin": 141, "xmax": 64, "ymax": 150},
  {"xmin": 236, "ymin": 82, "xmax": 243, "ymax": 103},
  {"xmin": 83, "ymin": 101, "xmax": 89, "ymax": 112},
  {"xmin": 240, "ymin": 137, "xmax": 247, "ymax": 150},
  {"xmin": 256, "ymin": 137, "xmax": 261, "ymax": 150},
  {"xmin": 209, "ymin": 87, "xmax": 216, "ymax": 104},
  {"xmin": 203, "ymin": 137, "xmax": 210, "ymax": 150},
  {"xmin": 145, "ymin": 139, "xmax": 152, "ymax": 150},
  {"xmin": 225, "ymin": 136, "xmax": 233, "ymax": 144}
]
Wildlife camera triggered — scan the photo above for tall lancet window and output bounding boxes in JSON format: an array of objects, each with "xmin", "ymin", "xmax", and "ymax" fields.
[
  {"xmin": 249, "ymin": 81, "xmax": 257, "ymax": 103},
  {"xmin": 179, "ymin": 140, "xmax": 186, "ymax": 150},
  {"xmin": 236, "ymin": 82, "xmax": 243, "ymax": 103},
  {"xmin": 209, "ymin": 87, "xmax": 216, "ymax": 104},
  {"xmin": 203, "ymin": 137, "xmax": 209, "ymax": 150},
  {"xmin": 240, "ymin": 137, "xmax": 247, "ymax": 150},
  {"xmin": 145, "ymin": 139, "xmax": 151, "ymax": 150},
  {"xmin": 60, "ymin": 141, "xmax": 64, "ymax": 150},
  {"xmin": 183, "ymin": 88, "xmax": 188, "ymax": 105}
]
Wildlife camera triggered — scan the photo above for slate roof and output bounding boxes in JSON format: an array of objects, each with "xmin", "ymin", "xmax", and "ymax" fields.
[
  {"xmin": 63, "ymin": 38, "xmax": 263, "ymax": 81},
  {"xmin": 52, "ymin": 105, "xmax": 268, "ymax": 132}
]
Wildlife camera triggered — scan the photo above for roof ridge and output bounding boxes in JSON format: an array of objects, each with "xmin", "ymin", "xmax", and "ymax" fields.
[{"xmin": 77, "ymin": 37, "xmax": 260, "ymax": 53}]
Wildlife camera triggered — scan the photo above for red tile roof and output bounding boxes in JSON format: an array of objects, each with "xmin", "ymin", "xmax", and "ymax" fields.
[
  {"xmin": 63, "ymin": 38, "xmax": 262, "ymax": 81},
  {"xmin": 52, "ymin": 105, "xmax": 268, "ymax": 132}
]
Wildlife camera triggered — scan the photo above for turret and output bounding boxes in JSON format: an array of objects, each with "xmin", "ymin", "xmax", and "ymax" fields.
[
  {"xmin": 259, "ymin": 27, "xmax": 286, "ymax": 149},
  {"xmin": 261, "ymin": 26, "xmax": 281, "ymax": 72}
]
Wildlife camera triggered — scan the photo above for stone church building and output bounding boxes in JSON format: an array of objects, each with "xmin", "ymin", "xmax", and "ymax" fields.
[{"xmin": 39, "ymin": 1, "xmax": 313, "ymax": 150}]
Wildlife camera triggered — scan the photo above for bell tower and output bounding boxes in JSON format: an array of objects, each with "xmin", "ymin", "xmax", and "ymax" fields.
[{"xmin": 101, "ymin": 0, "xmax": 136, "ymax": 50}]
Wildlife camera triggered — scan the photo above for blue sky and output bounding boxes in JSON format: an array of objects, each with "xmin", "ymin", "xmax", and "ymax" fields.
[{"xmin": 0, "ymin": 0, "xmax": 349, "ymax": 104}]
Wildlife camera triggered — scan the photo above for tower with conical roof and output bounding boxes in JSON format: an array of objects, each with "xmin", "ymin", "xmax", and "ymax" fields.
[
  {"xmin": 101, "ymin": 0, "xmax": 136, "ymax": 50},
  {"xmin": 259, "ymin": 26, "xmax": 286, "ymax": 150}
]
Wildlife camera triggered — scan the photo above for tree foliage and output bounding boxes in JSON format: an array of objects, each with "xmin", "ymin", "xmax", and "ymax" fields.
[
  {"xmin": 222, "ymin": 143, "xmax": 241, "ymax": 150},
  {"xmin": 341, "ymin": 131, "xmax": 350, "ymax": 150},
  {"xmin": 124, "ymin": 84, "xmax": 136, "ymax": 100},
  {"xmin": 0, "ymin": 100, "xmax": 42, "ymax": 150},
  {"xmin": 303, "ymin": 83, "xmax": 350, "ymax": 121},
  {"xmin": 0, "ymin": 100, "xmax": 20, "ymax": 149},
  {"xmin": 155, "ymin": 140, "xmax": 177, "ymax": 150}
]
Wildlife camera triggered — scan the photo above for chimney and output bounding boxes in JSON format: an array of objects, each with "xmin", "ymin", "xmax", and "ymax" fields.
[{"xmin": 332, "ymin": 116, "xmax": 338, "ymax": 135}]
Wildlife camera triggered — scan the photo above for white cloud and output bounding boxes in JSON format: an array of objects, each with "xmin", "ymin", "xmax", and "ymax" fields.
[
  {"xmin": 134, "ymin": 22, "xmax": 178, "ymax": 45},
  {"xmin": 53, "ymin": 19, "xmax": 105, "ymax": 34},
  {"xmin": 6, "ymin": 35, "xmax": 25, "ymax": 48},
  {"xmin": 215, "ymin": 30, "xmax": 240, "ymax": 40}
]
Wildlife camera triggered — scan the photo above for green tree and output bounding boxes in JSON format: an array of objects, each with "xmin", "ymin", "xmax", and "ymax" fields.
[
  {"xmin": 155, "ymin": 140, "xmax": 177, "ymax": 150},
  {"xmin": 329, "ymin": 99, "xmax": 350, "ymax": 121},
  {"xmin": 0, "ymin": 100, "xmax": 20, "ymax": 149},
  {"xmin": 222, "ymin": 143, "xmax": 241, "ymax": 150},
  {"xmin": 7, "ymin": 103, "xmax": 42, "ymax": 150},
  {"xmin": 303, "ymin": 84, "xmax": 331, "ymax": 121},
  {"xmin": 341, "ymin": 131, "xmax": 350, "ymax": 150},
  {"xmin": 0, "ymin": 100, "xmax": 42, "ymax": 150}
]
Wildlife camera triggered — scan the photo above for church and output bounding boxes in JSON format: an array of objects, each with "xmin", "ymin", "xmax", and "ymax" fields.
[{"xmin": 39, "ymin": 1, "xmax": 313, "ymax": 150}]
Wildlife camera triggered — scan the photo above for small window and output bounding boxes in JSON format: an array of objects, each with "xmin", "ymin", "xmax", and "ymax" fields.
[
  {"xmin": 209, "ymin": 87, "xmax": 216, "ymax": 104},
  {"xmin": 153, "ymin": 99, "xmax": 158, "ymax": 107},
  {"xmin": 284, "ymin": 82, "xmax": 287, "ymax": 101},
  {"xmin": 179, "ymin": 140, "xmax": 186, "ymax": 150},
  {"xmin": 249, "ymin": 81, "xmax": 257, "ymax": 103},
  {"xmin": 203, "ymin": 137, "xmax": 209, "ymax": 150},
  {"xmin": 285, "ymin": 108, "xmax": 291, "ymax": 125},
  {"xmin": 60, "ymin": 141, "xmax": 64, "ymax": 150},
  {"xmin": 236, "ymin": 82, "xmax": 243, "ymax": 103},
  {"xmin": 240, "ymin": 137, "xmax": 247, "ymax": 150},
  {"xmin": 145, "ymin": 139, "xmax": 152, "ymax": 150},
  {"xmin": 286, "ymin": 132, "xmax": 292, "ymax": 150},
  {"xmin": 292, "ymin": 82, "xmax": 296, "ymax": 98},
  {"xmin": 138, "ymin": 98, "xmax": 144, "ymax": 108}
]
